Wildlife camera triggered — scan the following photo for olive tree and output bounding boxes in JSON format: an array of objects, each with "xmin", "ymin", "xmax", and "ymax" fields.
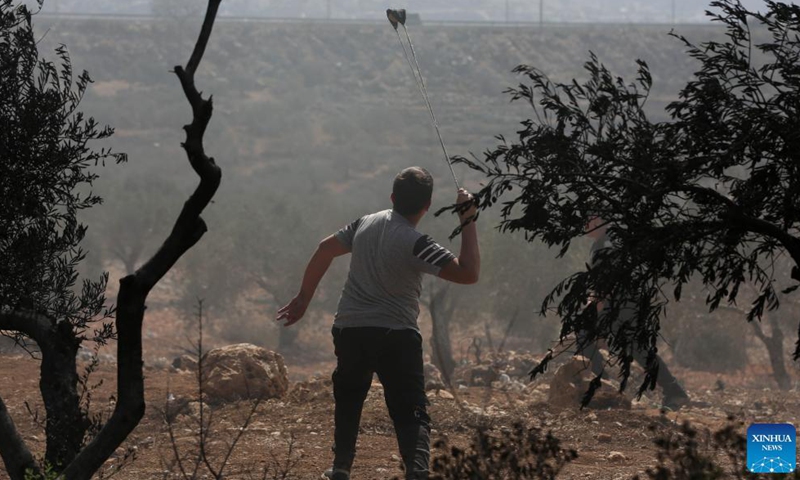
[
  {"xmin": 0, "ymin": 0, "xmax": 224, "ymax": 477},
  {"xmin": 446, "ymin": 0, "xmax": 800, "ymax": 400}
]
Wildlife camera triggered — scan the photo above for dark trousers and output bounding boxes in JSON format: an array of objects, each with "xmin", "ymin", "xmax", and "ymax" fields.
[
  {"xmin": 332, "ymin": 326, "xmax": 431, "ymax": 480},
  {"xmin": 576, "ymin": 330, "xmax": 686, "ymax": 398}
]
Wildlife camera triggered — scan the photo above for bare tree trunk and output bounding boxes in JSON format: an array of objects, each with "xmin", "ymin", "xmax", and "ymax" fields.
[
  {"xmin": 717, "ymin": 304, "xmax": 792, "ymax": 391},
  {"xmin": 0, "ymin": 313, "xmax": 47, "ymax": 478},
  {"xmin": 427, "ymin": 283, "xmax": 456, "ymax": 386},
  {"xmin": 0, "ymin": 314, "xmax": 87, "ymax": 474},
  {"xmin": 752, "ymin": 315, "xmax": 791, "ymax": 391},
  {"xmin": 40, "ymin": 322, "xmax": 85, "ymax": 469},
  {"xmin": 112, "ymin": 243, "xmax": 144, "ymax": 275},
  {"xmin": 0, "ymin": 312, "xmax": 68, "ymax": 479},
  {"xmin": 123, "ymin": 254, "xmax": 138, "ymax": 276},
  {"xmin": 60, "ymin": 2, "xmax": 224, "ymax": 477},
  {"xmin": 0, "ymin": 396, "xmax": 37, "ymax": 479}
]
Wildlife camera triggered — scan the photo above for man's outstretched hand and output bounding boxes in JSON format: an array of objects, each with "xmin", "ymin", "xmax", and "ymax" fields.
[
  {"xmin": 277, "ymin": 292, "xmax": 308, "ymax": 327},
  {"xmin": 275, "ymin": 235, "xmax": 349, "ymax": 328}
]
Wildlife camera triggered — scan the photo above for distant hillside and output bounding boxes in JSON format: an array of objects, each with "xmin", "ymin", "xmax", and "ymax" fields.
[
  {"xmin": 42, "ymin": 0, "xmax": 769, "ymax": 24},
  {"xmin": 29, "ymin": 17, "xmax": 744, "ymax": 199},
  {"xmin": 25, "ymin": 16, "xmax": 770, "ymax": 333}
]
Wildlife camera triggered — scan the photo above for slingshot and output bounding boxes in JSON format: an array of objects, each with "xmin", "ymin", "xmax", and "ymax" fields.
[{"xmin": 387, "ymin": 8, "xmax": 460, "ymax": 190}]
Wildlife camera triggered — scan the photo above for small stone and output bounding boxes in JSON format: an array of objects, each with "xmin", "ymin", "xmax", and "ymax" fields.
[
  {"xmin": 607, "ymin": 451, "xmax": 626, "ymax": 462},
  {"xmin": 469, "ymin": 406, "xmax": 485, "ymax": 416},
  {"xmin": 439, "ymin": 390, "xmax": 454, "ymax": 400},
  {"xmin": 139, "ymin": 436, "xmax": 155, "ymax": 447},
  {"xmin": 597, "ymin": 433, "xmax": 612, "ymax": 443},
  {"xmin": 110, "ymin": 447, "xmax": 126, "ymax": 458}
]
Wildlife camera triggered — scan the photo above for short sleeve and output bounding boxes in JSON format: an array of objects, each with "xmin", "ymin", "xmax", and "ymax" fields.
[
  {"xmin": 588, "ymin": 235, "xmax": 614, "ymax": 269},
  {"xmin": 335, "ymin": 217, "xmax": 362, "ymax": 250},
  {"xmin": 412, "ymin": 235, "xmax": 455, "ymax": 275}
]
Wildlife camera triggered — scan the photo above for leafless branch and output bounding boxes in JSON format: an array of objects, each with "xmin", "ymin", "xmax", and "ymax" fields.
[{"xmin": 61, "ymin": 1, "xmax": 223, "ymax": 477}]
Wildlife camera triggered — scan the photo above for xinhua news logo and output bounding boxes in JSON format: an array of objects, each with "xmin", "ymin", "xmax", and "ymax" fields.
[{"xmin": 747, "ymin": 423, "xmax": 796, "ymax": 474}]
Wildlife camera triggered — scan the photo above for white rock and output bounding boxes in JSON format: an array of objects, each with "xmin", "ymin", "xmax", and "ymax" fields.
[{"xmin": 202, "ymin": 344, "xmax": 289, "ymax": 403}]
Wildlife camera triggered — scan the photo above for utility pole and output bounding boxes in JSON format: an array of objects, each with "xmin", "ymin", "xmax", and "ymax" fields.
[
  {"xmin": 539, "ymin": 0, "xmax": 544, "ymax": 27},
  {"xmin": 671, "ymin": 0, "xmax": 676, "ymax": 25}
]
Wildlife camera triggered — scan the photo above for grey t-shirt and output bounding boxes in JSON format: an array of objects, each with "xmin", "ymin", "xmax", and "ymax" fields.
[
  {"xmin": 589, "ymin": 232, "xmax": 636, "ymax": 329},
  {"xmin": 333, "ymin": 209, "xmax": 455, "ymax": 331},
  {"xmin": 589, "ymin": 234, "xmax": 613, "ymax": 269}
]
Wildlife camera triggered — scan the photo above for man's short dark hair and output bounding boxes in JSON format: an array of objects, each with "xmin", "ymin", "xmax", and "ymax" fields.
[{"xmin": 393, "ymin": 167, "xmax": 433, "ymax": 215}]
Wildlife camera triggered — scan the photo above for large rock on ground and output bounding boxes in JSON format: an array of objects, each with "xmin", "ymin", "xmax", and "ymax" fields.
[
  {"xmin": 547, "ymin": 356, "xmax": 630, "ymax": 410},
  {"xmin": 202, "ymin": 344, "xmax": 289, "ymax": 403}
]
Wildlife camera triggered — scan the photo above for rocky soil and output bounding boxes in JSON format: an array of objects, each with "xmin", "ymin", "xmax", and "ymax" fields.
[{"xmin": 1, "ymin": 338, "xmax": 798, "ymax": 479}]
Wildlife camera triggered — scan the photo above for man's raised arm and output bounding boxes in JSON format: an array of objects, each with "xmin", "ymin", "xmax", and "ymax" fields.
[{"xmin": 438, "ymin": 188, "xmax": 480, "ymax": 285}]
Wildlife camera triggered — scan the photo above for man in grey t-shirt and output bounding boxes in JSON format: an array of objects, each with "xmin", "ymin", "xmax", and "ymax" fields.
[{"xmin": 278, "ymin": 167, "xmax": 480, "ymax": 480}]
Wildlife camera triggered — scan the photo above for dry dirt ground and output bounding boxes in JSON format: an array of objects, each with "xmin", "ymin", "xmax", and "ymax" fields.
[{"xmin": 1, "ymin": 301, "xmax": 799, "ymax": 479}]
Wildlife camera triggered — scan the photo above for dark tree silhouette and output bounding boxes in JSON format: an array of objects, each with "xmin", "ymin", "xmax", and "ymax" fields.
[
  {"xmin": 444, "ymin": 0, "xmax": 800, "ymax": 400},
  {"xmin": 0, "ymin": 0, "xmax": 224, "ymax": 477},
  {"xmin": 1, "ymin": 0, "xmax": 122, "ymax": 472},
  {"xmin": 422, "ymin": 280, "xmax": 458, "ymax": 385}
]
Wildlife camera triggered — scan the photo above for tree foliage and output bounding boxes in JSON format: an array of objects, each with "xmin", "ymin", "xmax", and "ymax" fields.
[
  {"xmin": 1, "ymin": 0, "xmax": 124, "ymax": 470},
  {"xmin": 0, "ymin": 0, "xmax": 124, "ymax": 346},
  {"xmin": 0, "ymin": 0, "xmax": 224, "ymax": 477},
  {"xmin": 447, "ymin": 0, "xmax": 800, "ymax": 398}
]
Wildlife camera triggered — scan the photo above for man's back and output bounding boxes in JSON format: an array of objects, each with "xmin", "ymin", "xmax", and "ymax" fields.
[{"xmin": 334, "ymin": 209, "xmax": 453, "ymax": 331}]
